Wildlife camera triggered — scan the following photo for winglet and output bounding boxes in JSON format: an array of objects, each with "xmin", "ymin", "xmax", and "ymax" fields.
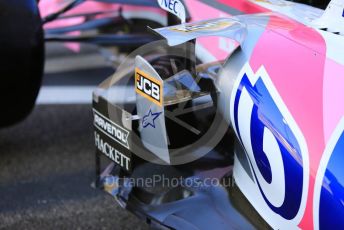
[
  {"xmin": 152, "ymin": 18, "xmax": 247, "ymax": 46},
  {"xmin": 312, "ymin": 0, "xmax": 344, "ymax": 33},
  {"xmin": 135, "ymin": 56, "xmax": 170, "ymax": 164}
]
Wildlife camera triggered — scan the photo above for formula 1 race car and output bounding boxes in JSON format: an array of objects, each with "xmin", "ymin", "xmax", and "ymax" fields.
[{"xmin": 92, "ymin": 0, "xmax": 344, "ymax": 229}]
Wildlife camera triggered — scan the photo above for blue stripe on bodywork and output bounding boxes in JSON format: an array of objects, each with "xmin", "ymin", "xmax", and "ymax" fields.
[{"xmin": 319, "ymin": 130, "xmax": 344, "ymax": 229}]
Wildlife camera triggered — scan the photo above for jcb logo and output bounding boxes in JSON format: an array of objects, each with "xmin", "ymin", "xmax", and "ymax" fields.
[{"xmin": 135, "ymin": 68, "xmax": 163, "ymax": 106}]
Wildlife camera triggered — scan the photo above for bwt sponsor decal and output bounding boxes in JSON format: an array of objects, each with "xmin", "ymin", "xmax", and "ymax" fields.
[
  {"xmin": 93, "ymin": 109, "xmax": 130, "ymax": 149},
  {"xmin": 135, "ymin": 67, "xmax": 163, "ymax": 107},
  {"xmin": 230, "ymin": 63, "xmax": 309, "ymax": 228},
  {"xmin": 313, "ymin": 118, "xmax": 344, "ymax": 230},
  {"xmin": 94, "ymin": 132, "xmax": 130, "ymax": 171}
]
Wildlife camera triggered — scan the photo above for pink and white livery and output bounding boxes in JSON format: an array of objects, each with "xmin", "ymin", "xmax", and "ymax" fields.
[{"xmin": 92, "ymin": 0, "xmax": 344, "ymax": 229}]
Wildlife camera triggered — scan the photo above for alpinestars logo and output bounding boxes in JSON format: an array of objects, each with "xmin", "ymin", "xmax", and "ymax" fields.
[{"xmin": 142, "ymin": 109, "xmax": 162, "ymax": 128}]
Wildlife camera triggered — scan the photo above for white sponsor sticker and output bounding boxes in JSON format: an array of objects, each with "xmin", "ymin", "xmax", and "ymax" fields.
[
  {"xmin": 157, "ymin": 0, "xmax": 186, "ymax": 23},
  {"xmin": 94, "ymin": 132, "xmax": 131, "ymax": 171},
  {"xmin": 93, "ymin": 109, "xmax": 130, "ymax": 149}
]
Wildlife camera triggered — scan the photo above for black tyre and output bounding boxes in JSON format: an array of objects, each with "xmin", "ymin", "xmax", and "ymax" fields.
[{"xmin": 0, "ymin": 0, "xmax": 44, "ymax": 127}]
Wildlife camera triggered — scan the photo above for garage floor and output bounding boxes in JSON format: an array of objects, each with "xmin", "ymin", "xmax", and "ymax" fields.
[{"xmin": 0, "ymin": 43, "xmax": 148, "ymax": 229}]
